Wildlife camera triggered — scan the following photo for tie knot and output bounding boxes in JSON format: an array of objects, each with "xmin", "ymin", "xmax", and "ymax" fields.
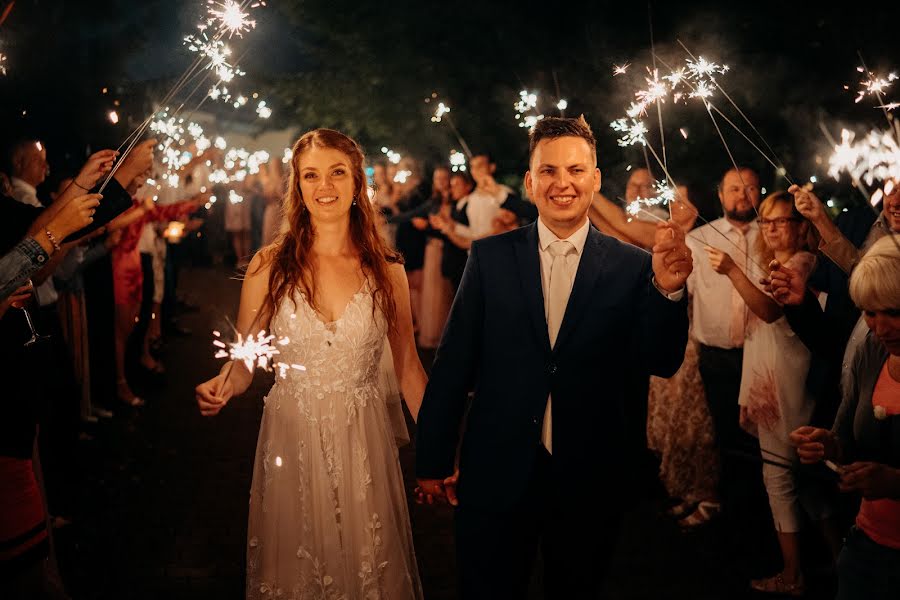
[{"xmin": 548, "ymin": 240, "xmax": 575, "ymax": 258}]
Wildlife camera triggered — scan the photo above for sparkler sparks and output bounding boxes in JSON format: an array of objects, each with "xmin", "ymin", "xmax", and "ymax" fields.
[
  {"xmin": 256, "ymin": 101, "xmax": 272, "ymax": 119},
  {"xmin": 229, "ymin": 189, "xmax": 244, "ymax": 204},
  {"xmin": 827, "ymin": 128, "xmax": 900, "ymax": 187},
  {"xmin": 557, "ymin": 99, "xmax": 568, "ymax": 111},
  {"xmin": 449, "ymin": 150, "xmax": 467, "ymax": 172},
  {"xmin": 610, "ymin": 118, "xmax": 649, "ymax": 147},
  {"xmin": 212, "ymin": 329, "xmax": 305, "ymax": 379},
  {"xmin": 625, "ymin": 180, "xmax": 677, "ymax": 221},
  {"xmin": 855, "ymin": 67, "xmax": 898, "ymax": 105},
  {"xmin": 393, "ymin": 170, "xmax": 412, "ymax": 184},
  {"xmin": 207, "ymin": 0, "xmax": 257, "ymax": 38},
  {"xmin": 431, "ymin": 102, "xmax": 451, "ymax": 123},
  {"xmin": 0, "ymin": 52, "xmax": 7, "ymax": 76},
  {"xmin": 613, "ymin": 63, "xmax": 631, "ymax": 76},
  {"xmin": 381, "ymin": 147, "xmax": 402, "ymax": 164},
  {"xmin": 514, "ymin": 90, "xmax": 545, "ymax": 129}
]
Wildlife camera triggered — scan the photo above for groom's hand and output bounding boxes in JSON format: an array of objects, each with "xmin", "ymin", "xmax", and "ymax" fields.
[
  {"xmin": 415, "ymin": 470, "xmax": 459, "ymax": 506},
  {"xmin": 651, "ymin": 221, "xmax": 692, "ymax": 294}
]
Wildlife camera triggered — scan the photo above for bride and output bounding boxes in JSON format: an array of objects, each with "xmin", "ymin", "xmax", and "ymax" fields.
[{"xmin": 195, "ymin": 129, "xmax": 427, "ymax": 599}]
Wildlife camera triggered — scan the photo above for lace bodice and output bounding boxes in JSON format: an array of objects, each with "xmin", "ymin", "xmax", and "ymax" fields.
[{"xmin": 269, "ymin": 284, "xmax": 386, "ymax": 395}]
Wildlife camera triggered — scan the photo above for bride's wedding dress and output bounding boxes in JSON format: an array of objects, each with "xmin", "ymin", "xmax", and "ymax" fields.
[{"xmin": 245, "ymin": 282, "xmax": 422, "ymax": 599}]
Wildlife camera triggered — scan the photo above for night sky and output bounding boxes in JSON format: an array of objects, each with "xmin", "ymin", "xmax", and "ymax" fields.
[{"xmin": 1, "ymin": 0, "xmax": 898, "ymax": 210}]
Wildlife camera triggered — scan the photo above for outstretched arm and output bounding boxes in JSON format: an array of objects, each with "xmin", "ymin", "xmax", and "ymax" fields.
[{"xmin": 195, "ymin": 250, "xmax": 273, "ymax": 416}]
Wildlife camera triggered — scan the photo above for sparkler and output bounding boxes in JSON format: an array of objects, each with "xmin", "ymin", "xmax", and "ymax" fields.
[
  {"xmin": 610, "ymin": 118, "xmax": 649, "ymax": 147},
  {"xmin": 827, "ymin": 128, "xmax": 900, "ymax": 191},
  {"xmin": 393, "ymin": 170, "xmax": 412, "ymax": 184},
  {"xmin": 613, "ymin": 63, "xmax": 631, "ymax": 76},
  {"xmin": 855, "ymin": 67, "xmax": 898, "ymax": 105},
  {"xmin": 163, "ymin": 221, "xmax": 186, "ymax": 242},
  {"xmin": 381, "ymin": 147, "xmax": 402, "ymax": 164},
  {"xmin": 624, "ymin": 180, "xmax": 676, "ymax": 220},
  {"xmin": 212, "ymin": 329, "xmax": 305, "ymax": 380},
  {"xmin": 206, "ymin": 0, "xmax": 258, "ymax": 38},
  {"xmin": 449, "ymin": 150, "xmax": 467, "ymax": 172},
  {"xmin": 428, "ymin": 96, "xmax": 473, "ymax": 158},
  {"xmin": 229, "ymin": 189, "xmax": 244, "ymax": 204},
  {"xmin": 256, "ymin": 100, "xmax": 272, "ymax": 119},
  {"xmin": 108, "ymin": 111, "xmax": 120, "ymax": 124},
  {"xmin": 514, "ymin": 90, "xmax": 544, "ymax": 129}
]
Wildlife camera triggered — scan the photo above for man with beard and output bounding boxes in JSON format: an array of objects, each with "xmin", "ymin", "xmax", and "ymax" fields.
[{"xmin": 685, "ymin": 167, "xmax": 764, "ymax": 527}]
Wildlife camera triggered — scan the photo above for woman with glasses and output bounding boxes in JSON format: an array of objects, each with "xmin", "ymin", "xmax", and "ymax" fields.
[{"xmin": 705, "ymin": 191, "xmax": 841, "ymax": 596}]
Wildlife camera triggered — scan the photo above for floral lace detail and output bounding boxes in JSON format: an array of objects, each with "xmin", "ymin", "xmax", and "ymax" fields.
[{"xmin": 245, "ymin": 285, "xmax": 422, "ymax": 599}]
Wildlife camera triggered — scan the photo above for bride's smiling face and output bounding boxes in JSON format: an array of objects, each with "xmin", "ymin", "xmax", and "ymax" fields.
[{"xmin": 297, "ymin": 146, "xmax": 357, "ymax": 222}]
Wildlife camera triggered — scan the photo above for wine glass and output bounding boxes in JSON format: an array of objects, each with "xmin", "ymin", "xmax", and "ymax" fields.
[{"xmin": 11, "ymin": 279, "xmax": 50, "ymax": 347}]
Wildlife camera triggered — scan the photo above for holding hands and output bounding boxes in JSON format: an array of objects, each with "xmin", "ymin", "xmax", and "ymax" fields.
[
  {"xmin": 651, "ymin": 221, "xmax": 692, "ymax": 293},
  {"xmin": 415, "ymin": 469, "xmax": 460, "ymax": 507}
]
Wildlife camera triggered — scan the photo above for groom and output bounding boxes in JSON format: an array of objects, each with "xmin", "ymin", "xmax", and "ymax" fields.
[{"xmin": 415, "ymin": 116, "xmax": 692, "ymax": 598}]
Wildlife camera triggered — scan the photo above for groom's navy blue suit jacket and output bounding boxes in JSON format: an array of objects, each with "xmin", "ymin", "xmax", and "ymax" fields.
[{"xmin": 415, "ymin": 221, "xmax": 689, "ymax": 510}]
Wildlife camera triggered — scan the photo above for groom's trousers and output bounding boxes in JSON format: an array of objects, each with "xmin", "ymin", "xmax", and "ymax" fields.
[{"xmin": 454, "ymin": 445, "xmax": 622, "ymax": 599}]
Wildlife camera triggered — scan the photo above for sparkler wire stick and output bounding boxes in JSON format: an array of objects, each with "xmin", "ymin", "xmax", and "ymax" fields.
[
  {"xmin": 703, "ymin": 101, "xmax": 763, "ymax": 220},
  {"xmin": 100, "ymin": 0, "xmax": 260, "ymax": 192},
  {"xmin": 677, "ymin": 39, "xmax": 794, "ymax": 184}
]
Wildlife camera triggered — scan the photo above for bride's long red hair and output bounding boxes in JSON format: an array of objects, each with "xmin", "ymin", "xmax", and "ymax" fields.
[{"xmin": 256, "ymin": 129, "xmax": 402, "ymax": 329}]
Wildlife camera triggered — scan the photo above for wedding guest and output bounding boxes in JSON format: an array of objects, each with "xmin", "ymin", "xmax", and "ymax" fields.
[
  {"xmin": 791, "ymin": 234, "xmax": 900, "ymax": 600},
  {"xmin": 706, "ymin": 192, "xmax": 841, "ymax": 594}
]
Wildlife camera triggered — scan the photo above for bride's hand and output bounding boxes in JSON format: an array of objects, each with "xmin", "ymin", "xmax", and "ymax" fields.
[{"xmin": 196, "ymin": 372, "xmax": 235, "ymax": 416}]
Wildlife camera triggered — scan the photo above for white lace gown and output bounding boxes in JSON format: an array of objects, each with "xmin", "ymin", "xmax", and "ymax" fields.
[{"xmin": 246, "ymin": 284, "xmax": 422, "ymax": 599}]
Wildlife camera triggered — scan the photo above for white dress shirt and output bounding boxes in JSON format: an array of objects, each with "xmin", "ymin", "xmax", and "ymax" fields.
[
  {"xmin": 454, "ymin": 184, "xmax": 512, "ymax": 241},
  {"xmin": 10, "ymin": 177, "xmax": 42, "ymax": 208},
  {"xmin": 537, "ymin": 217, "xmax": 590, "ymax": 453},
  {"xmin": 686, "ymin": 217, "xmax": 760, "ymax": 348}
]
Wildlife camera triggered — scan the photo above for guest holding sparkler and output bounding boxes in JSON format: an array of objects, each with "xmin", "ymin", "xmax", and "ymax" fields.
[
  {"xmin": 767, "ymin": 183, "xmax": 895, "ymax": 426},
  {"xmin": 790, "ymin": 235, "xmax": 900, "ymax": 600},
  {"xmin": 685, "ymin": 167, "xmax": 763, "ymax": 526},
  {"xmin": 106, "ymin": 145, "xmax": 202, "ymax": 407},
  {"xmin": 706, "ymin": 191, "xmax": 843, "ymax": 595},
  {"xmin": 195, "ymin": 129, "xmax": 427, "ymax": 599}
]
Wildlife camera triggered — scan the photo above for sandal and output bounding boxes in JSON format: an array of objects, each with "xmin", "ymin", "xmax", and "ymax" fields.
[
  {"xmin": 665, "ymin": 500, "xmax": 698, "ymax": 519},
  {"xmin": 750, "ymin": 572, "xmax": 805, "ymax": 597},
  {"xmin": 678, "ymin": 500, "xmax": 721, "ymax": 530},
  {"xmin": 117, "ymin": 380, "xmax": 145, "ymax": 407}
]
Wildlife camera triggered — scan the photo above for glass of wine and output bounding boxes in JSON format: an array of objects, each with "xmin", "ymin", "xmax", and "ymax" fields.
[{"xmin": 11, "ymin": 279, "xmax": 50, "ymax": 347}]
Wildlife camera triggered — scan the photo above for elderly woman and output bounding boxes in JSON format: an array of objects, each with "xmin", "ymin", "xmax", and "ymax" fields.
[{"xmin": 791, "ymin": 234, "xmax": 900, "ymax": 600}]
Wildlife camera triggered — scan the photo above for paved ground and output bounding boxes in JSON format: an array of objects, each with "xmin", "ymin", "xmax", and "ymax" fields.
[{"xmin": 49, "ymin": 265, "xmax": 841, "ymax": 599}]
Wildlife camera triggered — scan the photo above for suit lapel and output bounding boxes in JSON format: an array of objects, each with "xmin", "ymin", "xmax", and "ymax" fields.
[
  {"xmin": 553, "ymin": 226, "xmax": 610, "ymax": 353},
  {"xmin": 515, "ymin": 222, "xmax": 552, "ymax": 354}
]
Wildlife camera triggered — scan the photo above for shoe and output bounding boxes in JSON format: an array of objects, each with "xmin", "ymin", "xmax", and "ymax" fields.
[
  {"xmin": 678, "ymin": 500, "xmax": 721, "ymax": 530},
  {"xmin": 750, "ymin": 572, "xmax": 805, "ymax": 597},
  {"xmin": 92, "ymin": 406, "xmax": 114, "ymax": 419},
  {"xmin": 117, "ymin": 380, "xmax": 145, "ymax": 407},
  {"xmin": 665, "ymin": 500, "xmax": 698, "ymax": 520}
]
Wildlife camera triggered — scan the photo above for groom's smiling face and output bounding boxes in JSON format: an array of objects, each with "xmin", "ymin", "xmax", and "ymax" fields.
[{"xmin": 525, "ymin": 136, "xmax": 601, "ymax": 237}]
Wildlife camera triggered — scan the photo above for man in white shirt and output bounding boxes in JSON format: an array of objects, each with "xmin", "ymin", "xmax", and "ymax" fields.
[
  {"xmin": 685, "ymin": 166, "xmax": 762, "ymax": 515},
  {"xmin": 8, "ymin": 139, "xmax": 60, "ymax": 307}
]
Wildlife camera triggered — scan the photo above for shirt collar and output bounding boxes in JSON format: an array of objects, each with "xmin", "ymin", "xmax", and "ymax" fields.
[
  {"xmin": 537, "ymin": 217, "xmax": 590, "ymax": 255},
  {"xmin": 718, "ymin": 216, "xmax": 758, "ymax": 235},
  {"xmin": 10, "ymin": 177, "xmax": 41, "ymax": 207}
]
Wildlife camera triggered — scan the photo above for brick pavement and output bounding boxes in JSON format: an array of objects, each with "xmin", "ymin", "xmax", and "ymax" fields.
[{"xmin": 51, "ymin": 265, "xmax": 838, "ymax": 599}]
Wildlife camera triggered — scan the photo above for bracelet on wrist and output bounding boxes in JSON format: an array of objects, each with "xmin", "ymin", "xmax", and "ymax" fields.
[
  {"xmin": 45, "ymin": 229, "xmax": 61, "ymax": 253},
  {"xmin": 73, "ymin": 180, "xmax": 91, "ymax": 191}
]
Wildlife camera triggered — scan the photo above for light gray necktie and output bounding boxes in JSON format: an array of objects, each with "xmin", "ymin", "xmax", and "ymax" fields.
[{"xmin": 542, "ymin": 240, "xmax": 576, "ymax": 453}]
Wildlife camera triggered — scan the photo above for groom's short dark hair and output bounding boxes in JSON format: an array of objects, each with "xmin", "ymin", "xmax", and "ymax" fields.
[{"xmin": 528, "ymin": 116, "xmax": 597, "ymax": 164}]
